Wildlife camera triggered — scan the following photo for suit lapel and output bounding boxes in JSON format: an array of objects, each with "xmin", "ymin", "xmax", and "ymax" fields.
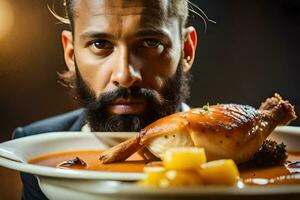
[{"xmin": 69, "ymin": 110, "xmax": 86, "ymax": 131}]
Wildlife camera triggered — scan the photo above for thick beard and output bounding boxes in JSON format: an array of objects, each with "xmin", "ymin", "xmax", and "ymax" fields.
[{"xmin": 74, "ymin": 59, "xmax": 190, "ymax": 132}]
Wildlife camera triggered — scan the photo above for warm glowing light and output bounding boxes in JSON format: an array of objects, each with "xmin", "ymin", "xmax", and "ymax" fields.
[{"xmin": 0, "ymin": 0, "xmax": 14, "ymax": 40}]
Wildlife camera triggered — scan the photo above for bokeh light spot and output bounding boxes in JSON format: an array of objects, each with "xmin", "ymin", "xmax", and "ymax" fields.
[{"xmin": 0, "ymin": 0, "xmax": 14, "ymax": 41}]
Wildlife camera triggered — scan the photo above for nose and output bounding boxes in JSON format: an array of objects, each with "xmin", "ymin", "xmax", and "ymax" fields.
[{"xmin": 111, "ymin": 47, "xmax": 142, "ymax": 88}]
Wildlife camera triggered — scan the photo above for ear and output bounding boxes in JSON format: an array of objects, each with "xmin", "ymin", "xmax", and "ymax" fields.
[
  {"xmin": 182, "ymin": 26, "xmax": 197, "ymax": 72},
  {"xmin": 61, "ymin": 30, "xmax": 75, "ymax": 72}
]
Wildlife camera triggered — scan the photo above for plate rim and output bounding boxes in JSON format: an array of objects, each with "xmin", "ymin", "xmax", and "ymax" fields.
[{"xmin": 39, "ymin": 177, "xmax": 300, "ymax": 196}]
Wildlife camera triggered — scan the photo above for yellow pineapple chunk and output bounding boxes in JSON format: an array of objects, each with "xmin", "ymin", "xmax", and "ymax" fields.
[
  {"xmin": 163, "ymin": 147, "xmax": 207, "ymax": 170},
  {"xmin": 160, "ymin": 170, "xmax": 203, "ymax": 187},
  {"xmin": 139, "ymin": 167, "xmax": 165, "ymax": 186},
  {"xmin": 198, "ymin": 159, "xmax": 240, "ymax": 185}
]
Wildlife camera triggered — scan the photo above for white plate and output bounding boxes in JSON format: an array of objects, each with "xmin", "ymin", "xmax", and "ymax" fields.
[
  {"xmin": 268, "ymin": 126, "xmax": 300, "ymax": 151},
  {"xmin": 0, "ymin": 127, "xmax": 299, "ymax": 200}
]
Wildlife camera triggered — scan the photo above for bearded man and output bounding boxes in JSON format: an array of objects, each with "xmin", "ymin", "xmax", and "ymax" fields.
[{"xmin": 13, "ymin": 0, "xmax": 201, "ymax": 199}]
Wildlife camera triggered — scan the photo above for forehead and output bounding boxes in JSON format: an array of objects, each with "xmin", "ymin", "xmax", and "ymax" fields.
[
  {"xmin": 74, "ymin": 0, "xmax": 169, "ymax": 15},
  {"xmin": 72, "ymin": 0, "xmax": 177, "ymax": 33}
]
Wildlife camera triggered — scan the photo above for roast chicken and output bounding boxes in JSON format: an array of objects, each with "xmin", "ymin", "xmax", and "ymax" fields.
[{"xmin": 99, "ymin": 94, "xmax": 296, "ymax": 164}]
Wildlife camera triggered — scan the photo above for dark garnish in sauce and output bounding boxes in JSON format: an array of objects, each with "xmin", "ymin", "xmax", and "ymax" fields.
[{"xmin": 56, "ymin": 157, "xmax": 87, "ymax": 169}]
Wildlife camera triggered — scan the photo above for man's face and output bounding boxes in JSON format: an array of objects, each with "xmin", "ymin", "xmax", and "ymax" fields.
[{"xmin": 62, "ymin": 0, "xmax": 196, "ymax": 131}]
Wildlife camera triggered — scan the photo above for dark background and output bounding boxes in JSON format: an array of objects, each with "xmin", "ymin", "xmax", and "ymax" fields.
[
  {"xmin": 0, "ymin": 0, "xmax": 300, "ymax": 143},
  {"xmin": 0, "ymin": 0, "xmax": 300, "ymax": 199}
]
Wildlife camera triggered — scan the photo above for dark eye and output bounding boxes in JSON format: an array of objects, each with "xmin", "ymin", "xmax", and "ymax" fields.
[
  {"xmin": 142, "ymin": 39, "xmax": 161, "ymax": 48},
  {"xmin": 90, "ymin": 40, "xmax": 113, "ymax": 50}
]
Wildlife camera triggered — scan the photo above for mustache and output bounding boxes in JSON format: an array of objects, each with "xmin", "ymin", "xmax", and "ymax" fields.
[{"xmin": 86, "ymin": 87, "xmax": 163, "ymax": 111}]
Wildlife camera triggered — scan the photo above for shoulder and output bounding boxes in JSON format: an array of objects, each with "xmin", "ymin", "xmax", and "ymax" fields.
[{"xmin": 13, "ymin": 109, "xmax": 85, "ymax": 139}]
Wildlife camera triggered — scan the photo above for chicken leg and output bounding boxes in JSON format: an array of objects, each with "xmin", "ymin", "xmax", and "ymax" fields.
[{"xmin": 99, "ymin": 94, "xmax": 296, "ymax": 164}]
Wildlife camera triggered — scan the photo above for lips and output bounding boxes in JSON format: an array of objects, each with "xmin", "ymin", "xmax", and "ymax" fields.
[
  {"xmin": 107, "ymin": 98, "xmax": 147, "ymax": 115},
  {"xmin": 110, "ymin": 98, "xmax": 145, "ymax": 105}
]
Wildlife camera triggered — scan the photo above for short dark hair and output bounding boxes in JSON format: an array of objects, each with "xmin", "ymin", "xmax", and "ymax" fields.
[
  {"xmin": 50, "ymin": 0, "xmax": 213, "ymax": 32},
  {"xmin": 64, "ymin": 0, "xmax": 189, "ymax": 31}
]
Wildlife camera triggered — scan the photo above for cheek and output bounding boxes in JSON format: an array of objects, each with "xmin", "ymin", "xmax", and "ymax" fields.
[
  {"xmin": 75, "ymin": 51, "xmax": 112, "ymax": 97},
  {"xmin": 137, "ymin": 47, "xmax": 181, "ymax": 91}
]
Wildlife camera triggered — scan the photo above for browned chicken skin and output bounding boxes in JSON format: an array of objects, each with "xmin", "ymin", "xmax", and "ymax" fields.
[{"xmin": 99, "ymin": 94, "xmax": 296, "ymax": 164}]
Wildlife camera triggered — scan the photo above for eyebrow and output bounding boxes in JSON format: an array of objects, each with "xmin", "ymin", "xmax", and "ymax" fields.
[
  {"xmin": 79, "ymin": 28, "xmax": 170, "ymax": 41},
  {"xmin": 134, "ymin": 28, "xmax": 171, "ymax": 39},
  {"xmin": 79, "ymin": 31, "xmax": 116, "ymax": 40}
]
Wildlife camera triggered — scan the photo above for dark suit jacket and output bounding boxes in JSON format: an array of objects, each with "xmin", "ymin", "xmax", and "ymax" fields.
[{"xmin": 13, "ymin": 109, "xmax": 86, "ymax": 200}]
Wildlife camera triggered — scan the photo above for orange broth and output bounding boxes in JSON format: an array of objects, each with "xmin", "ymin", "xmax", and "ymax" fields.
[
  {"xmin": 28, "ymin": 150, "xmax": 300, "ymax": 185},
  {"xmin": 29, "ymin": 150, "xmax": 146, "ymax": 172},
  {"xmin": 240, "ymin": 151, "xmax": 300, "ymax": 185}
]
